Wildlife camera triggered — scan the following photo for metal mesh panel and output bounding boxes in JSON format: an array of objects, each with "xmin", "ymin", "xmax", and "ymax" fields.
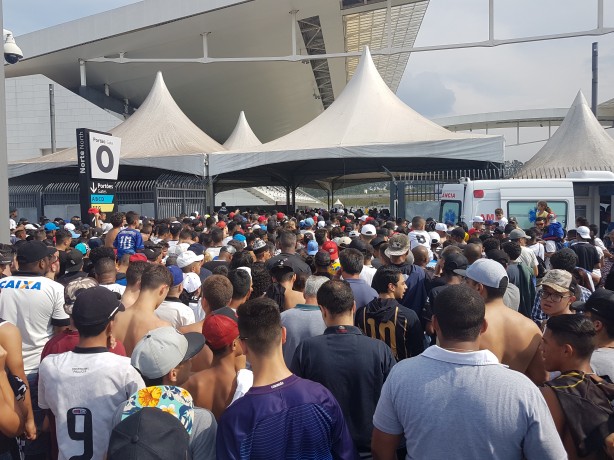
[
  {"xmin": 43, "ymin": 182, "xmax": 79, "ymax": 205},
  {"xmin": 398, "ymin": 168, "xmax": 504, "ymax": 202},
  {"xmin": 9, "ymin": 185, "xmax": 43, "ymax": 210}
]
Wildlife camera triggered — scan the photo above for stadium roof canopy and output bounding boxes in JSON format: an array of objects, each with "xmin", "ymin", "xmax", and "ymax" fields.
[{"xmin": 7, "ymin": 0, "xmax": 429, "ymax": 145}]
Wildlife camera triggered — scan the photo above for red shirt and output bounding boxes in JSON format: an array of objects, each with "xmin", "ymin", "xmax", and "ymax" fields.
[{"xmin": 41, "ymin": 330, "xmax": 126, "ymax": 360}]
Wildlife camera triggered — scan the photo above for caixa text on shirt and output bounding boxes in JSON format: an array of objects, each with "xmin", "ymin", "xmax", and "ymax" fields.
[{"xmin": 0, "ymin": 279, "xmax": 43, "ymax": 290}]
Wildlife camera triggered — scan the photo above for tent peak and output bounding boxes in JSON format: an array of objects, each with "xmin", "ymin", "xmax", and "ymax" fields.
[
  {"xmin": 573, "ymin": 90, "xmax": 589, "ymax": 107},
  {"xmin": 223, "ymin": 110, "xmax": 261, "ymax": 149}
]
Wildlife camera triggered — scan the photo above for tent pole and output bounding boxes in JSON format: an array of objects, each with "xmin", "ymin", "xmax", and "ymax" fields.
[
  {"xmin": 285, "ymin": 186, "xmax": 290, "ymax": 214},
  {"xmin": 291, "ymin": 186, "xmax": 296, "ymax": 212},
  {"xmin": 331, "ymin": 180, "xmax": 335, "ymax": 211}
]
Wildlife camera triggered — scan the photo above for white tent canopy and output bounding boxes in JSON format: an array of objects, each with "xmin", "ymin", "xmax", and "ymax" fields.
[
  {"xmin": 209, "ymin": 47, "xmax": 504, "ymax": 181},
  {"xmin": 9, "ymin": 72, "xmax": 225, "ymax": 179},
  {"xmin": 223, "ymin": 111, "xmax": 262, "ymax": 150},
  {"xmin": 518, "ymin": 91, "xmax": 614, "ymax": 178}
]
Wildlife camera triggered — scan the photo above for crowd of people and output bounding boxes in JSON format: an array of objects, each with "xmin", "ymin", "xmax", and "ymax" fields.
[{"xmin": 2, "ymin": 203, "xmax": 614, "ymax": 459}]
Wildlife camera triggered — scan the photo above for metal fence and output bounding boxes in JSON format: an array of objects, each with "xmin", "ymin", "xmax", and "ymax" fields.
[
  {"xmin": 9, "ymin": 174, "xmax": 207, "ymax": 220},
  {"xmin": 399, "ymin": 168, "xmax": 504, "ymax": 202},
  {"xmin": 512, "ymin": 165, "xmax": 614, "ymax": 179}
]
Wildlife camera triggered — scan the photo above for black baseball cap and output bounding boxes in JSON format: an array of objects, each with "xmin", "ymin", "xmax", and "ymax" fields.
[
  {"xmin": 72, "ymin": 286, "xmax": 125, "ymax": 328},
  {"xmin": 371, "ymin": 236, "xmax": 385, "ymax": 249},
  {"xmin": 65, "ymin": 249, "xmax": 84, "ymax": 273},
  {"xmin": 108, "ymin": 408, "xmax": 190, "ymax": 460},
  {"xmin": 188, "ymin": 243, "xmax": 205, "ymax": 256},
  {"xmin": 16, "ymin": 241, "xmax": 57, "ymax": 265},
  {"xmin": 571, "ymin": 288, "xmax": 614, "ymax": 321},
  {"xmin": 349, "ymin": 238, "xmax": 369, "ymax": 252},
  {"xmin": 444, "ymin": 253, "xmax": 468, "ymax": 275}
]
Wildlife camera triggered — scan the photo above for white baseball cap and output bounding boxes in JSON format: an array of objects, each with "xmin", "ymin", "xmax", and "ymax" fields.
[
  {"xmin": 471, "ymin": 216, "xmax": 485, "ymax": 223},
  {"xmin": 361, "ymin": 224, "xmax": 376, "ymax": 236},
  {"xmin": 576, "ymin": 226, "xmax": 591, "ymax": 239},
  {"xmin": 183, "ymin": 272, "xmax": 202, "ymax": 294},
  {"xmin": 176, "ymin": 250, "xmax": 204, "ymax": 268},
  {"xmin": 435, "ymin": 223, "xmax": 448, "ymax": 232},
  {"xmin": 349, "ymin": 230, "xmax": 360, "ymax": 238}
]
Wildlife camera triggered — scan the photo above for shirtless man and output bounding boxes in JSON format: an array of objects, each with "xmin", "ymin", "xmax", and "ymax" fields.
[
  {"xmin": 179, "ymin": 275, "xmax": 234, "ymax": 371},
  {"xmin": 112, "ymin": 264, "xmax": 171, "ymax": 355},
  {"xmin": 184, "ymin": 312, "xmax": 252, "ymax": 420},
  {"xmin": 464, "ymin": 258, "xmax": 547, "ymax": 383},
  {"xmin": 121, "ymin": 261, "xmax": 148, "ymax": 308}
]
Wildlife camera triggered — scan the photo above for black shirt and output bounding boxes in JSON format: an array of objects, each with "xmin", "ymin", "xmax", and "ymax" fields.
[
  {"xmin": 265, "ymin": 252, "xmax": 312, "ymax": 275},
  {"xmin": 571, "ymin": 242, "xmax": 601, "ymax": 272},
  {"xmin": 356, "ymin": 297, "xmax": 424, "ymax": 360},
  {"xmin": 290, "ymin": 325, "xmax": 395, "ymax": 454}
]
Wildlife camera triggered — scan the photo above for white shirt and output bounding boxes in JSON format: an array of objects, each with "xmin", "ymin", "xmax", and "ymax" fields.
[
  {"xmin": 409, "ymin": 230, "xmax": 433, "ymax": 261},
  {"xmin": 0, "ymin": 274, "xmax": 68, "ymax": 373},
  {"xmin": 518, "ymin": 246, "xmax": 538, "ymax": 272},
  {"xmin": 155, "ymin": 298, "xmax": 196, "ymax": 327},
  {"xmin": 100, "ymin": 283, "xmax": 126, "ymax": 295},
  {"xmin": 38, "ymin": 349, "xmax": 145, "ymax": 460},
  {"xmin": 360, "ymin": 265, "xmax": 377, "ymax": 288}
]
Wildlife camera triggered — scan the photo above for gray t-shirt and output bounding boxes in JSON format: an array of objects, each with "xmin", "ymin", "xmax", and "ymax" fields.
[
  {"xmin": 113, "ymin": 401, "xmax": 217, "ymax": 459},
  {"xmin": 281, "ymin": 304, "xmax": 326, "ymax": 367},
  {"xmin": 373, "ymin": 346, "xmax": 566, "ymax": 460},
  {"xmin": 591, "ymin": 347, "xmax": 614, "ymax": 379}
]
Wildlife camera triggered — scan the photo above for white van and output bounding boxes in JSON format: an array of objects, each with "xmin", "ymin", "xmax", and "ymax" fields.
[{"xmin": 438, "ymin": 171, "xmax": 614, "ymax": 231}]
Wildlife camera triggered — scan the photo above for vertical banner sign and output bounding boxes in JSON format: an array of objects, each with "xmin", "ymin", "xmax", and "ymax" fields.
[{"xmin": 77, "ymin": 129, "xmax": 121, "ymax": 222}]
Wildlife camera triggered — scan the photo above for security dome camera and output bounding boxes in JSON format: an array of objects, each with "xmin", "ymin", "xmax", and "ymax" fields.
[{"xmin": 3, "ymin": 30, "xmax": 23, "ymax": 65}]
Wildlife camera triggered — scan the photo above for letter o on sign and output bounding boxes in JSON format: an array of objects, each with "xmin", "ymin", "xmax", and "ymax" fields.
[{"xmin": 96, "ymin": 146, "xmax": 114, "ymax": 174}]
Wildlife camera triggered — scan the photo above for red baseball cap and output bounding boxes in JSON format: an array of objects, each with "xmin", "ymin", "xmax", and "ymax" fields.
[
  {"xmin": 216, "ymin": 221, "xmax": 227, "ymax": 229},
  {"xmin": 228, "ymin": 212, "xmax": 235, "ymax": 218},
  {"xmin": 257, "ymin": 216, "xmax": 267, "ymax": 223},
  {"xmin": 129, "ymin": 253, "xmax": 148, "ymax": 263},
  {"xmin": 322, "ymin": 241, "xmax": 339, "ymax": 260},
  {"xmin": 202, "ymin": 313, "xmax": 238, "ymax": 351},
  {"xmin": 276, "ymin": 212, "xmax": 285, "ymax": 220}
]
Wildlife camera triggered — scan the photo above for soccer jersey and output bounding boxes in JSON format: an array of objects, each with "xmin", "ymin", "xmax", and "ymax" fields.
[
  {"xmin": 216, "ymin": 374, "xmax": 357, "ymax": 459},
  {"xmin": 113, "ymin": 228, "xmax": 144, "ymax": 259},
  {"xmin": 38, "ymin": 348, "xmax": 145, "ymax": 460},
  {"xmin": 0, "ymin": 272, "xmax": 69, "ymax": 373}
]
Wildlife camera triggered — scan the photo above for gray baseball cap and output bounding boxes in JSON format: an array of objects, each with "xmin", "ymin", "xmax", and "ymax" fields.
[
  {"xmin": 466, "ymin": 258, "xmax": 508, "ymax": 289},
  {"xmin": 131, "ymin": 327, "xmax": 205, "ymax": 379},
  {"xmin": 508, "ymin": 229, "xmax": 528, "ymax": 240}
]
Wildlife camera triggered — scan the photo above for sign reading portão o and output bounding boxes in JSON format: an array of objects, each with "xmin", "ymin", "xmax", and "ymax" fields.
[{"xmin": 77, "ymin": 129, "xmax": 121, "ymax": 223}]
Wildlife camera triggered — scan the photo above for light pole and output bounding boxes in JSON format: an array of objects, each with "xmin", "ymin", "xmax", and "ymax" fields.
[{"xmin": 0, "ymin": 4, "xmax": 10, "ymax": 242}]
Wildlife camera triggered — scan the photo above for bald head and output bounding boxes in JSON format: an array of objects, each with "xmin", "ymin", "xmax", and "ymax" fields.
[
  {"xmin": 464, "ymin": 243, "xmax": 483, "ymax": 265},
  {"xmin": 411, "ymin": 246, "xmax": 430, "ymax": 267}
]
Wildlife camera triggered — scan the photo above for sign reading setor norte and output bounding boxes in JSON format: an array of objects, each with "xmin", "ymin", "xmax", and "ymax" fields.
[{"xmin": 76, "ymin": 129, "xmax": 121, "ymax": 222}]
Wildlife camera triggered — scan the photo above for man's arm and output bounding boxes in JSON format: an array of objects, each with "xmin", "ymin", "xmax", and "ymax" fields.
[
  {"xmin": 523, "ymin": 323, "xmax": 548, "ymax": 384},
  {"xmin": 1, "ymin": 323, "xmax": 36, "ymax": 439},
  {"xmin": 372, "ymin": 428, "xmax": 402, "ymax": 460},
  {"xmin": 0, "ymin": 345, "xmax": 24, "ymax": 437}
]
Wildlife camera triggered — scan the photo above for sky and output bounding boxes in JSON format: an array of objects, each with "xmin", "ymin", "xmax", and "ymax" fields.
[{"xmin": 4, "ymin": 0, "xmax": 614, "ymax": 162}]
